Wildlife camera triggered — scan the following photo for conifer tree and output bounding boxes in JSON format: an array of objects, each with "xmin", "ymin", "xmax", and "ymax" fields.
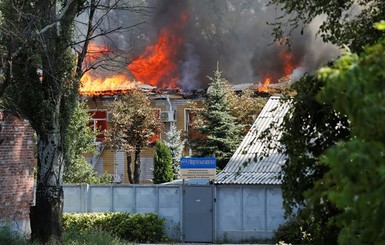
[
  {"xmin": 193, "ymin": 67, "xmax": 243, "ymax": 169},
  {"xmin": 153, "ymin": 142, "xmax": 173, "ymax": 184},
  {"xmin": 166, "ymin": 122, "xmax": 184, "ymax": 179}
]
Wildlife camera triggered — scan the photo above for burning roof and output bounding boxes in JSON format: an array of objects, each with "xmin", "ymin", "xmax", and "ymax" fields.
[{"xmin": 78, "ymin": 1, "xmax": 337, "ymax": 97}]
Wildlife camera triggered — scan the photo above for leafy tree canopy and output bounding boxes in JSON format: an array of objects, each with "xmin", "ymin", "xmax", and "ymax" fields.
[
  {"xmin": 273, "ymin": 75, "xmax": 350, "ymax": 243},
  {"xmin": 106, "ymin": 90, "xmax": 161, "ymax": 184},
  {"xmin": 64, "ymin": 101, "xmax": 111, "ymax": 184},
  {"xmin": 314, "ymin": 30, "xmax": 385, "ymax": 244},
  {"xmin": 269, "ymin": 0, "xmax": 385, "ymax": 52}
]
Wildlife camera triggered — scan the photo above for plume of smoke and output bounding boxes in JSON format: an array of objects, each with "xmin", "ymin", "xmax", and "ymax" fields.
[
  {"xmin": 80, "ymin": 0, "xmax": 340, "ymax": 90},
  {"xmin": 180, "ymin": 43, "xmax": 201, "ymax": 90}
]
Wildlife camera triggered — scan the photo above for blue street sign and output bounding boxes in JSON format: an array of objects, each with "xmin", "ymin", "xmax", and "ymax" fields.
[{"xmin": 180, "ymin": 157, "xmax": 216, "ymax": 169}]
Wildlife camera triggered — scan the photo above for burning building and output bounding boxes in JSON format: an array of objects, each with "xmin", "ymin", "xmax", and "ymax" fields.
[
  {"xmin": 78, "ymin": 0, "xmax": 339, "ymax": 183},
  {"xmin": 82, "ymin": 90, "xmax": 205, "ymax": 184}
]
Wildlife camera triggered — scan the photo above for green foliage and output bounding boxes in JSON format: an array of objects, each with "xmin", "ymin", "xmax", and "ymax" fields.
[
  {"xmin": 153, "ymin": 142, "xmax": 173, "ymax": 184},
  {"xmin": 106, "ymin": 90, "xmax": 161, "ymax": 183},
  {"xmin": 229, "ymin": 89, "xmax": 267, "ymax": 133},
  {"xmin": 64, "ymin": 156, "xmax": 112, "ymax": 184},
  {"xmin": 166, "ymin": 122, "xmax": 184, "ymax": 179},
  {"xmin": 314, "ymin": 34, "xmax": 385, "ymax": 244},
  {"xmin": 63, "ymin": 101, "xmax": 110, "ymax": 184},
  {"xmin": 64, "ymin": 101, "xmax": 96, "ymax": 161},
  {"xmin": 269, "ymin": 0, "xmax": 385, "ymax": 52},
  {"xmin": 62, "ymin": 228, "xmax": 130, "ymax": 245},
  {"xmin": 0, "ymin": 224, "xmax": 131, "ymax": 245},
  {"xmin": 273, "ymin": 218, "xmax": 302, "ymax": 244},
  {"xmin": 63, "ymin": 212, "xmax": 167, "ymax": 243},
  {"xmin": 0, "ymin": 0, "xmax": 84, "ymax": 242},
  {"xmin": 274, "ymin": 209, "xmax": 340, "ymax": 245},
  {"xmin": 192, "ymin": 68, "xmax": 243, "ymax": 169},
  {"xmin": 269, "ymin": 75, "xmax": 350, "ymax": 244}
]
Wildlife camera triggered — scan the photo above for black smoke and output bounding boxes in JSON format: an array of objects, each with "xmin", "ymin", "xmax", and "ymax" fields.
[{"xmin": 90, "ymin": 0, "xmax": 339, "ymax": 90}]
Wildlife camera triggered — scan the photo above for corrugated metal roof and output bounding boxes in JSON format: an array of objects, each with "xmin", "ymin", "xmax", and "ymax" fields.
[{"xmin": 215, "ymin": 96, "xmax": 290, "ymax": 185}]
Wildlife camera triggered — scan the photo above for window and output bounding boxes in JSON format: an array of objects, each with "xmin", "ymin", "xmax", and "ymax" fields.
[
  {"xmin": 184, "ymin": 108, "xmax": 198, "ymax": 138},
  {"xmin": 88, "ymin": 110, "xmax": 107, "ymax": 142},
  {"xmin": 184, "ymin": 108, "xmax": 205, "ymax": 143}
]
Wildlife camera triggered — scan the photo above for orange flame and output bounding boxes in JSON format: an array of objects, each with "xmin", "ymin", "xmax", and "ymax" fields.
[
  {"xmin": 128, "ymin": 12, "xmax": 188, "ymax": 89},
  {"xmin": 79, "ymin": 12, "xmax": 188, "ymax": 96},
  {"xmin": 127, "ymin": 30, "xmax": 182, "ymax": 89},
  {"xmin": 279, "ymin": 49, "xmax": 296, "ymax": 76},
  {"xmin": 257, "ymin": 76, "xmax": 271, "ymax": 93},
  {"xmin": 79, "ymin": 72, "xmax": 142, "ymax": 96},
  {"xmin": 256, "ymin": 47, "xmax": 299, "ymax": 93}
]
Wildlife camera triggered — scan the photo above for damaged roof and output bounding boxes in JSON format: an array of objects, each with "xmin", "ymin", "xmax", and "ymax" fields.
[{"xmin": 215, "ymin": 96, "xmax": 290, "ymax": 185}]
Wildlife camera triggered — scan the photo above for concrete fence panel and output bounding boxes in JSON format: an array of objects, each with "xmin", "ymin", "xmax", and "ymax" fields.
[{"xmin": 63, "ymin": 184, "xmax": 284, "ymax": 242}]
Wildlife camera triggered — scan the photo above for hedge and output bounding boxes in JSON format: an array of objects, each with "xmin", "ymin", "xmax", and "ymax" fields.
[{"xmin": 63, "ymin": 212, "xmax": 167, "ymax": 243}]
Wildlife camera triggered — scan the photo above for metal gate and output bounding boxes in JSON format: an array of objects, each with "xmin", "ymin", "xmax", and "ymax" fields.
[{"xmin": 182, "ymin": 185, "xmax": 214, "ymax": 242}]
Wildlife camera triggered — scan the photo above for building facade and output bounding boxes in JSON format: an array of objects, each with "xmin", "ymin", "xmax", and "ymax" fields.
[
  {"xmin": 84, "ymin": 92, "xmax": 204, "ymax": 183},
  {"xmin": 0, "ymin": 111, "xmax": 35, "ymax": 234}
]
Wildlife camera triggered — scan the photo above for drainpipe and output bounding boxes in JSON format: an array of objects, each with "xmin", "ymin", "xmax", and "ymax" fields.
[{"xmin": 165, "ymin": 95, "xmax": 172, "ymax": 111}]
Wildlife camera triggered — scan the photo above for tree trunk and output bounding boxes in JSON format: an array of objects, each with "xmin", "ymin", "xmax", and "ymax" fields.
[
  {"xmin": 30, "ymin": 129, "xmax": 64, "ymax": 244},
  {"xmin": 133, "ymin": 146, "xmax": 141, "ymax": 184},
  {"xmin": 126, "ymin": 152, "xmax": 133, "ymax": 184}
]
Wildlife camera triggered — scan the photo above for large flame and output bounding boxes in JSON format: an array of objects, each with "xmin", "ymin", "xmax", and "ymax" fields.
[
  {"xmin": 127, "ymin": 12, "xmax": 188, "ymax": 89},
  {"xmin": 279, "ymin": 49, "xmax": 296, "ymax": 77},
  {"xmin": 257, "ymin": 48, "xmax": 298, "ymax": 92},
  {"xmin": 257, "ymin": 76, "xmax": 271, "ymax": 93},
  {"xmin": 79, "ymin": 72, "xmax": 142, "ymax": 96},
  {"xmin": 79, "ymin": 12, "xmax": 188, "ymax": 96}
]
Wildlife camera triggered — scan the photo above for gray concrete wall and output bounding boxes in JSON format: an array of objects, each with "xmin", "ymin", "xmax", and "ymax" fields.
[
  {"xmin": 64, "ymin": 184, "xmax": 182, "ymax": 240},
  {"xmin": 215, "ymin": 185, "xmax": 284, "ymax": 242},
  {"xmin": 63, "ymin": 184, "xmax": 284, "ymax": 242}
]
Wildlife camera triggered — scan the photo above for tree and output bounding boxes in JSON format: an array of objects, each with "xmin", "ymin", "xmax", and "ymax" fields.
[
  {"xmin": 269, "ymin": 0, "xmax": 385, "ymax": 52},
  {"xmin": 270, "ymin": 76, "xmax": 350, "ymax": 243},
  {"xmin": 106, "ymin": 90, "xmax": 161, "ymax": 184},
  {"xmin": 166, "ymin": 122, "xmax": 184, "ymax": 180},
  {"xmin": 228, "ymin": 89, "xmax": 267, "ymax": 133},
  {"xmin": 153, "ymin": 142, "xmax": 173, "ymax": 184},
  {"xmin": 0, "ymin": 0, "xmax": 147, "ymax": 242},
  {"xmin": 0, "ymin": 0, "xmax": 83, "ymax": 242},
  {"xmin": 314, "ymin": 28, "xmax": 385, "ymax": 244},
  {"xmin": 63, "ymin": 101, "xmax": 111, "ymax": 184},
  {"xmin": 192, "ymin": 68, "xmax": 243, "ymax": 169}
]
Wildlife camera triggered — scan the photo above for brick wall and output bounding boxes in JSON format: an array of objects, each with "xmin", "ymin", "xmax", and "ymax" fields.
[{"xmin": 0, "ymin": 111, "xmax": 35, "ymax": 234}]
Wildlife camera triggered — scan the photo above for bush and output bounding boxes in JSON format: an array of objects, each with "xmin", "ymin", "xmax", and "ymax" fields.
[
  {"xmin": 63, "ymin": 212, "xmax": 167, "ymax": 243},
  {"xmin": 273, "ymin": 218, "xmax": 302, "ymax": 244}
]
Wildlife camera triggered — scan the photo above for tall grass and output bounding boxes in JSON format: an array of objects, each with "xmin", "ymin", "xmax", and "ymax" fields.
[{"xmin": 62, "ymin": 228, "xmax": 132, "ymax": 245}]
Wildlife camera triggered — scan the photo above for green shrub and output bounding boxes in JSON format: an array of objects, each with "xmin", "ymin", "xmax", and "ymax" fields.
[
  {"xmin": 63, "ymin": 212, "xmax": 167, "ymax": 243},
  {"xmin": 126, "ymin": 213, "xmax": 166, "ymax": 242},
  {"xmin": 273, "ymin": 218, "xmax": 302, "ymax": 244}
]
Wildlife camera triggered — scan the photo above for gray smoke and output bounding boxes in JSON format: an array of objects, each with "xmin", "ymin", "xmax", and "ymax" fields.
[{"xmin": 87, "ymin": 0, "xmax": 339, "ymax": 90}]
